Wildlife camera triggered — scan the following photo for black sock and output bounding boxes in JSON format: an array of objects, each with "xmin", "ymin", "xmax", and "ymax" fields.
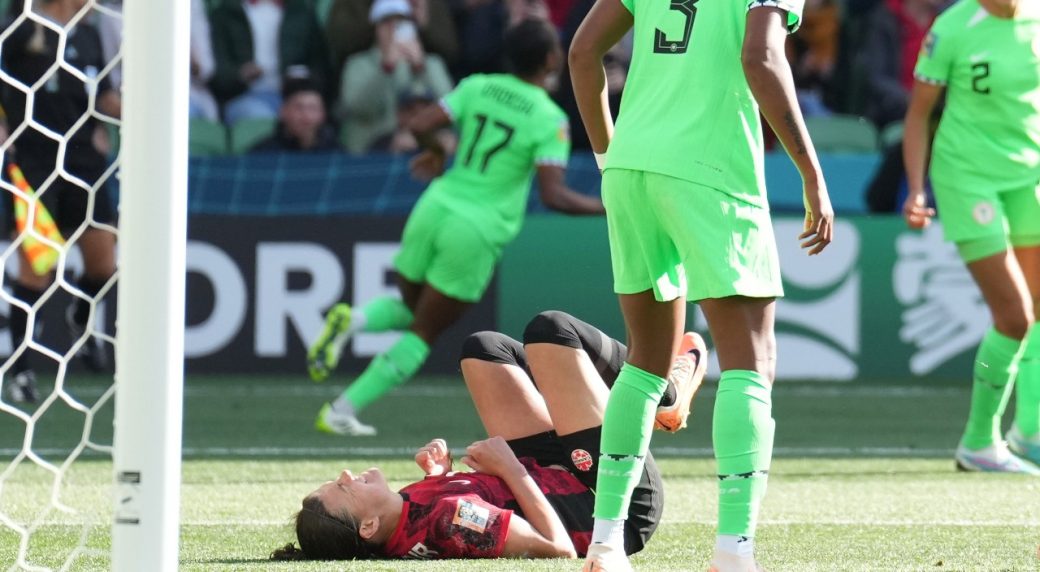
[
  {"xmin": 10, "ymin": 283, "xmax": 45, "ymax": 374},
  {"xmin": 73, "ymin": 276, "xmax": 107, "ymax": 326}
]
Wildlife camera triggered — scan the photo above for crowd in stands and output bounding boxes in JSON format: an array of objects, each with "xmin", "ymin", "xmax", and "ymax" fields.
[{"xmin": 0, "ymin": 0, "xmax": 956, "ymax": 209}]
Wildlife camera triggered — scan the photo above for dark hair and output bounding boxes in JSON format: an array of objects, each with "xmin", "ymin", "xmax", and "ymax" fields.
[
  {"xmin": 270, "ymin": 494, "xmax": 379, "ymax": 561},
  {"xmin": 504, "ymin": 19, "xmax": 561, "ymax": 78},
  {"xmin": 281, "ymin": 75, "xmax": 324, "ymax": 102}
]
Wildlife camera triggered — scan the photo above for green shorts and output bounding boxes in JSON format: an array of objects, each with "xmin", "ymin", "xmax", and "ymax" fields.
[
  {"xmin": 602, "ymin": 169, "xmax": 783, "ymax": 302},
  {"xmin": 932, "ymin": 181, "xmax": 1040, "ymax": 262},
  {"xmin": 393, "ymin": 197, "xmax": 501, "ymax": 303}
]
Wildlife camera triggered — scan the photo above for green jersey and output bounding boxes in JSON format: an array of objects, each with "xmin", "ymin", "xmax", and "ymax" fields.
[
  {"xmin": 424, "ymin": 73, "xmax": 571, "ymax": 245},
  {"xmin": 915, "ymin": 0, "xmax": 1040, "ymax": 190},
  {"xmin": 605, "ymin": 0, "xmax": 802, "ymax": 208}
]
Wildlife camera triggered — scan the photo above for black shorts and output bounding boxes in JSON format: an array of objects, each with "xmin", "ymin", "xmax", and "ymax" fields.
[
  {"xmin": 509, "ymin": 429, "xmax": 664, "ymax": 556},
  {"xmin": 460, "ymin": 312, "xmax": 661, "ymax": 554},
  {"xmin": 3, "ymin": 158, "xmax": 116, "ymax": 237}
]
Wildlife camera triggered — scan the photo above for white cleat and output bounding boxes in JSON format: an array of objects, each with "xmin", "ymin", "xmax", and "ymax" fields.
[
  {"xmin": 709, "ymin": 550, "xmax": 765, "ymax": 572},
  {"xmin": 955, "ymin": 442, "xmax": 1040, "ymax": 475},
  {"xmin": 1006, "ymin": 426, "xmax": 1040, "ymax": 467},
  {"xmin": 6, "ymin": 370, "xmax": 39, "ymax": 404},
  {"xmin": 315, "ymin": 403, "xmax": 377, "ymax": 436},
  {"xmin": 582, "ymin": 543, "xmax": 633, "ymax": 572}
]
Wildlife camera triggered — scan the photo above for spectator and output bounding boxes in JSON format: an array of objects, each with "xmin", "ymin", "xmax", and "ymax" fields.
[
  {"xmin": 554, "ymin": 0, "xmax": 627, "ymax": 150},
  {"xmin": 190, "ymin": 0, "xmax": 219, "ymax": 121},
  {"xmin": 857, "ymin": 0, "xmax": 944, "ymax": 128},
  {"xmin": 208, "ymin": 0, "xmax": 331, "ymax": 125},
  {"xmin": 325, "ymin": 0, "xmax": 458, "ymax": 85},
  {"xmin": 788, "ymin": 0, "xmax": 840, "ymax": 117},
  {"xmin": 0, "ymin": 0, "xmax": 122, "ymax": 403},
  {"xmin": 366, "ymin": 88, "xmax": 456, "ymax": 154},
  {"xmin": 336, "ymin": 0, "xmax": 453, "ymax": 154},
  {"xmin": 366, "ymin": 91, "xmax": 430, "ymax": 154},
  {"xmin": 451, "ymin": 0, "xmax": 549, "ymax": 76},
  {"xmin": 249, "ymin": 76, "xmax": 341, "ymax": 152}
]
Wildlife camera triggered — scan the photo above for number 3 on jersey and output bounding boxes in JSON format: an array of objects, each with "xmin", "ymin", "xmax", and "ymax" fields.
[
  {"xmin": 463, "ymin": 113, "xmax": 515, "ymax": 173},
  {"xmin": 654, "ymin": 0, "xmax": 698, "ymax": 54}
]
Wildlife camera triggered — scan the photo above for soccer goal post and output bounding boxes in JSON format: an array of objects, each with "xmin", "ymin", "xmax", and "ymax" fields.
[{"xmin": 111, "ymin": 0, "xmax": 189, "ymax": 570}]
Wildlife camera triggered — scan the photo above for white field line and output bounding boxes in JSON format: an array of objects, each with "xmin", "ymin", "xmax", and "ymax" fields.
[
  {"xmin": 23, "ymin": 518, "xmax": 1038, "ymax": 527},
  {"xmin": 0, "ymin": 446, "xmax": 954, "ymax": 458},
  {"xmin": 180, "ymin": 518, "xmax": 1039, "ymax": 526},
  {"xmin": 54, "ymin": 384, "xmax": 966, "ymax": 400}
]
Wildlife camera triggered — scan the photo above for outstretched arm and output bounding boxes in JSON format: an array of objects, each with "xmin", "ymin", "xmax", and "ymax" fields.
[
  {"xmin": 537, "ymin": 165, "xmax": 605, "ymax": 215},
  {"xmin": 463, "ymin": 437, "xmax": 577, "ymax": 558},
  {"xmin": 902, "ymin": 81, "xmax": 943, "ymax": 229},
  {"xmin": 742, "ymin": 6, "xmax": 833, "ymax": 255},
  {"xmin": 568, "ymin": 0, "xmax": 632, "ymax": 158}
]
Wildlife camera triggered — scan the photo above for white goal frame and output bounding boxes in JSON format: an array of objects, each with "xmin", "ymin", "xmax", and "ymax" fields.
[{"xmin": 111, "ymin": 1, "xmax": 189, "ymax": 570}]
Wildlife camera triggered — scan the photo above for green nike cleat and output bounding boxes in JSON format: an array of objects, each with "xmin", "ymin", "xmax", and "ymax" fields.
[{"xmin": 307, "ymin": 303, "xmax": 353, "ymax": 382}]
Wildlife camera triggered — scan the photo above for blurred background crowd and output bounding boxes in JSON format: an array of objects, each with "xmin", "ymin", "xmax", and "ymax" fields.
[{"xmin": 0, "ymin": 0, "xmax": 953, "ymax": 211}]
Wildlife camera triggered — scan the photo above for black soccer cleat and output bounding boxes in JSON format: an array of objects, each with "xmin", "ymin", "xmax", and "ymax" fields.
[{"xmin": 66, "ymin": 305, "xmax": 109, "ymax": 372}]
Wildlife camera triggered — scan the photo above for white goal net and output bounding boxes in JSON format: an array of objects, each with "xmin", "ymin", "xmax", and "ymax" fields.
[{"xmin": 0, "ymin": 1, "xmax": 187, "ymax": 570}]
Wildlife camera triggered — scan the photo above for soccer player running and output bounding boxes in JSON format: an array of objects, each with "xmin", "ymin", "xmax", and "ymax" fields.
[
  {"xmin": 903, "ymin": 0, "xmax": 1040, "ymax": 473},
  {"xmin": 273, "ymin": 311, "xmax": 707, "ymax": 561},
  {"xmin": 306, "ymin": 19, "xmax": 605, "ymax": 436},
  {"xmin": 569, "ymin": 0, "xmax": 834, "ymax": 569}
]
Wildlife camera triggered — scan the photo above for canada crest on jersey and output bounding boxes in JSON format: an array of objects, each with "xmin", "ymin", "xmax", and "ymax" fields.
[{"xmin": 571, "ymin": 448, "xmax": 594, "ymax": 472}]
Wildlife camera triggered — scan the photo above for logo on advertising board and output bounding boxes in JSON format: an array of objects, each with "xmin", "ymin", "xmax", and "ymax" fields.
[
  {"xmin": 773, "ymin": 219, "xmax": 861, "ymax": 381},
  {"xmin": 893, "ymin": 225, "xmax": 988, "ymax": 375}
]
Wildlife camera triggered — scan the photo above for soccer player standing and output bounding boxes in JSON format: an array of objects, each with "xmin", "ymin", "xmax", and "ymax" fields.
[
  {"xmin": 903, "ymin": 0, "xmax": 1040, "ymax": 473},
  {"xmin": 569, "ymin": 0, "xmax": 834, "ymax": 569},
  {"xmin": 306, "ymin": 19, "xmax": 605, "ymax": 436}
]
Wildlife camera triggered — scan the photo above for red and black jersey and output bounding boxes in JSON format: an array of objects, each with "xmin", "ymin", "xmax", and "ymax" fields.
[{"xmin": 382, "ymin": 458, "xmax": 595, "ymax": 559}]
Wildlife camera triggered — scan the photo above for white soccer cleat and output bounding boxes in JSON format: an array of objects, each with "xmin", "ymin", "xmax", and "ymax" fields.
[
  {"xmin": 655, "ymin": 332, "xmax": 708, "ymax": 433},
  {"xmin": 708, "ymin": 550, "xmax": 765, "ymax": 572},
  {"xmin": 315, "ymin": 403, "xmax": 377, "ymax": 436},
  {"xmin": 6, "ymin": 370, "xmax": 39, "ymax": 404},
  {"xmin": 582, "ymin": 543, "xmax": 633, "ymax": 572},
  {"xmin": 1006, "ymin": 426, "xmax": 1040, "ymax": 467},
  {"xmin": 955, "ymin": 442, "xmax": 1040, "ymax": 475}
]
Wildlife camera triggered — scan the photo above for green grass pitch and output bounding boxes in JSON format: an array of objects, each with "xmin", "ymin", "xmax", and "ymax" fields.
[{"xmin": 1, "ymin": 375, "xmax": 1038, "ymax": 571}]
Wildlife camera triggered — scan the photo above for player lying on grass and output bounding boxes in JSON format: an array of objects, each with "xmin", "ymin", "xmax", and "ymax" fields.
[
  {"xmin": 272, "ymin": 311, "xmax": 707, "ymax": 560},
  {"xmin": 304, "ymin": 19, "xmax": 605, "ymax": 437}
]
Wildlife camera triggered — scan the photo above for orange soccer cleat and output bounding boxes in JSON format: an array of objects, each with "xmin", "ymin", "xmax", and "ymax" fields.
[{"xmin": 654, "ymin": 332, "xmax": 708, "ymax": 433}]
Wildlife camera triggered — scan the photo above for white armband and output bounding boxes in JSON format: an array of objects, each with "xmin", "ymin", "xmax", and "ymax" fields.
[{"xmin": 594, "ymin": 152, "xmax": 606, "ymax": 171}]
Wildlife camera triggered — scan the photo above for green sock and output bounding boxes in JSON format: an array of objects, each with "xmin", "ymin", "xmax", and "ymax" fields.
[
  {"xmin": 713, "ymin": 369, "xmax": 774, "ymax": 538},
  {"xmin": 358, "ymin": 296, "xmax": 413, "ymax": 333},
  {"xmin": 343, "ymin": 332, "xmax": 429, "ymax": 411},
  {"xmin": 1013, "ymin": 327, "xmax": 1040, "ymax": 437},
  {"xmin": 593, "ymin": 363, "xmax": 668, "ymax": 521},
  {"xmin": 962, "ymin": 328, "xmax": 1027, "ymax": 450}
]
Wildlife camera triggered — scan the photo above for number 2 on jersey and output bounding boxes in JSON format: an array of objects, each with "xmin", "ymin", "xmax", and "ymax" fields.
[
  {"xmin": 654, "ymin": 0, "xmax": 698, "ymax": 54},
  {"xmin": 463, "ymin": 113, "xmax": 515, "ymax": 173}
]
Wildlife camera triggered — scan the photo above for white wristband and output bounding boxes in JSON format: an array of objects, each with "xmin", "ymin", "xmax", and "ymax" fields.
[{"xmin": 594, "ymin": 152, "xmax": 606, "ymax": 170}]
